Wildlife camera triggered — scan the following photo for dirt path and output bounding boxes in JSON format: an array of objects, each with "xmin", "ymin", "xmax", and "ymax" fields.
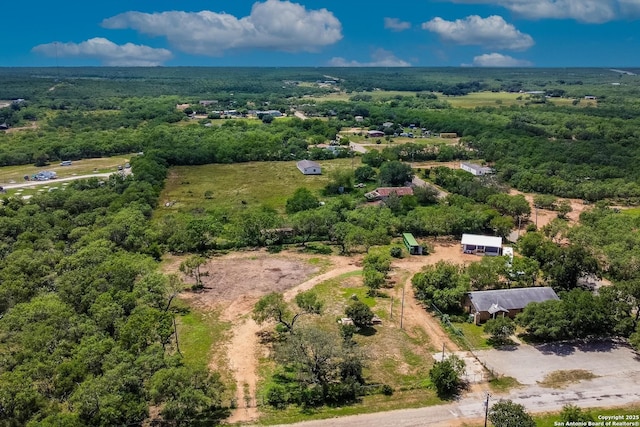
[{"xmin": 390, "ymin": 241, "xmax": 477, "ymax": 354}]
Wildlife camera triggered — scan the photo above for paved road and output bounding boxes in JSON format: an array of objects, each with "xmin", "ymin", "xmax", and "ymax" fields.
[
  {"xmin": 270, "ymin": 382, "xmax": 640, "ymax": 427},
  {"xmin": 412, "ymin": 176, "xmax": 448, "ymax": 199}
]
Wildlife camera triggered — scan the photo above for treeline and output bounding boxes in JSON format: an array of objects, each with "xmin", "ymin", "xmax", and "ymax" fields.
[
  {"xmin": 0, "ymin": 155, "xmax": 231, "ymax": 426},
  {"xmin": 0, "ymin": 117, "xmax": 341, "ymax": 166}
]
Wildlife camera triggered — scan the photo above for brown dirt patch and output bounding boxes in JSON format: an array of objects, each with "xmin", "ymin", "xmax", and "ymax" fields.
[
  {"xmin": 509, "ymin": 189, "xmax": 591, "ymax": 228},
  {"xmin": 183, "ymin": 251, "xmax": 321, "ymax": 308}
]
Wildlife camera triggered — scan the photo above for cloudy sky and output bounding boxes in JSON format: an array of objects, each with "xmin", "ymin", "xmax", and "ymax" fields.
[{"xmin": 6, "ymin": 0, "xmax": 640, "ymax": 67}]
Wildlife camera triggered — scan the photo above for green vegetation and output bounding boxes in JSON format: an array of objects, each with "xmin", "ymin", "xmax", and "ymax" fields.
[
  {"xmin": 158, "ymin": 159, "xmax": 357, "ymax": 215},
  {"xmin": 3, "ymin": 67, "xmax": 640, "ymax": 423}
]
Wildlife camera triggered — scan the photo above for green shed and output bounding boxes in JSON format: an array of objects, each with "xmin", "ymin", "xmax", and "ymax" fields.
[{"xmin": 403, "ymin": 233, "xmax": 423, "ymax": 255}]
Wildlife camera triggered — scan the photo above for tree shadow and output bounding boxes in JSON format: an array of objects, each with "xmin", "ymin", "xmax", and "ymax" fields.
[
  {"xmin": 356, "ymin": 326, "xmax": 377, "ymax": 336},
  {"xmin": 487, "ymin": 337, "xmax": 519, "ymax": 351}
]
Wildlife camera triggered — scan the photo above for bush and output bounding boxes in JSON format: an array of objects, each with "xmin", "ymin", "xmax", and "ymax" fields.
[
  {"xmin": 345, "ymin": 300, "xmax": 374, "ymax": 328},
  {"xmin": 390, "ymin": 247, "xmax": 403, "ymax": 258},
  {"xmin": 381, "ymin": 384, "xmax": 394, "ymax": 396},
  {"xmin": 266, "ymin": 384, "xmax": 289, "ymax": 409},
  {"xmin": 304, "ymin": 243, "xmax": 332, "ymax": 255},
  {"xmin": 428, "ymin": 355, "xmax": 466, "ymax": 398},
  {"xmin": 267, "ymin": 245, "xmax": 283, "ymax": 253}
]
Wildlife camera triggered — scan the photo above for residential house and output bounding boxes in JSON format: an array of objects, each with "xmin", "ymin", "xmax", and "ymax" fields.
[
  {"xmin": 297, "ymin": 160, "xmax": 322, "ymax": 175},
  {"xmin": 464, "ymin": 287, "xmax": 560, "ymax": 325},
  {"xmin": 367, "ymin": 130, "xmax": 385, "ymax": 138},
  {"xmin": 461, "ymin": 234, "xmax": 502, "ymax": 256}
]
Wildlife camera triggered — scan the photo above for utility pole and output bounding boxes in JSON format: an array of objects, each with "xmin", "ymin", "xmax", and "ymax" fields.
[
  {"xmin": 442, "ymin": 342, "xmax": 445, "ymax": 361},
  {"xmin": 484, "ymin": 392, "xmax": 491, "ymax": 427},
  {"xmin": 400, "ymin": 286, "xmax": 405, "ymax": 329},
  {"xmin": 390, "ymin": 296, "xmax": 394, "ymax": 320}
]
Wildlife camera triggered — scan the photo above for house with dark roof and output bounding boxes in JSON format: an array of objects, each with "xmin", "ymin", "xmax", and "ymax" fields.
[
  {"xmin": 365, "ymin": 187, "xmax": 413, "ymax": 201},
  {"xmin": 296, "ymin": 160, "xmax": 321, "ymax": 175},
  {"xmin": 464, "ymin": 287, "xmax": 560, "ymax": 325}
]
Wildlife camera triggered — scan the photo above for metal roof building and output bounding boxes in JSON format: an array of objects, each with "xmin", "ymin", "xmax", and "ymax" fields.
[
  {"xmin": 461, "ymin": 234, "xmax": 502, "ymax": 256},
  {"xmin": 296, "ymin": 160, "xmax": 322, "ymax": 175},
  {"xmin": 464, "ymin": 287, "xmax": 560, "ymax": 324}
]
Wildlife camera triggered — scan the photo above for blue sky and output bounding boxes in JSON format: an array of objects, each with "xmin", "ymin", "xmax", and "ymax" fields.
[{"xmin": 5, "ymin": 0, "xmax": 640, "ymax": 67}]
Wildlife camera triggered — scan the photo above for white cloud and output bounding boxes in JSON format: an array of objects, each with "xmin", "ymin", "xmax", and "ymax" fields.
[
  {"xmin": 102, "ymin": 0, "xmax": 342, "ymax": 56},
  {"xmin": 467, "ymin": 52, "xmax": 533, "ymax": 67},
  {"xmin": 328, "ymin": 49, "xmax": 411, "ymax": 67},
  {"xmin": 422, "ymin": 15, "xmax": 534, "ymax": 50},
  {"xmin": 446, "ymin": 0, "xmax": 634, "ymax": 23},
  {"xmin": 384, "ymin": 17, "xmax": 411, "ymax": 31},
  {"xmin": 32, "ymin": 38, "xmax": 172, "ymax": 66}
]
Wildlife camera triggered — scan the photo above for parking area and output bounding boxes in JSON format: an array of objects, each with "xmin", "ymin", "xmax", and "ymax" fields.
[{"xmin": 475, "ymin": 339, "xmax": 640, "ymax": 385}]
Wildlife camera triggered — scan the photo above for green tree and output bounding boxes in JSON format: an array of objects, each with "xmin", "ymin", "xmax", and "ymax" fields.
[
  {"xmin": 179, "ymin": 255, "xmax": 208, "ymax": 289},
  {"xmin": 323, "ymin": 169, "xmax": 354, "ymax": 195},
  {"xmin": 428, "ymin": 355, "xmax": 466, "ymax": 398},
  {"xmin": 149, "ymin": 366, "xmax": 226, "ymax": 426},
  {"xmin": 483, "ymin": 316, "xmax": 516, "ymax": 345},
  {"xmin": 556, "ymin": 199, "xmax": 573, "ymax": 219},
  {"xmin": 488, "ymin": 399, "xmax": 535, "ymax": 427},
  {"xmin": 291, "ymin": 208, "xmax": 337, "ymax": 244},
  {"xmin": 274, "ymin": 326, "xmax": 365, "ymax": 405},
  {"xmin": 378, "ymin": 161, "xmax": 414, "ymax": 186},
  {"xmin": 412, "ymin": 261, "xmax": 469, "ymax": 312},
  {"xmin": 252, "ymin": 291, "xmax": 322, "ymax": 333},
  {"xmin": 363, "ymin": 269, "xmax": 386, "ymax": 297},
  {"xmin": 286, "ymin": 187, "xmax": 319, "ymax": 214},
  {"xmin": 345, "ymin": 300, "xmax": 374, "ymax": 328},
  {"xmin": 354, "ymin": 165, "xmax": 376, "ymax": 183}
]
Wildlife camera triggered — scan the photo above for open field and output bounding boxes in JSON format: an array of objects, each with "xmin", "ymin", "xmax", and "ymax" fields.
[
  {"xmin": 0, "ymin": 155, "xmax": 131, "ymax": 185},
  {"xmin": 301, "ymin": 90, "xmax": 589, "ymax": 109},
  {"xmin": 442, "ymin": 91, "xmax": 581, "ymax": 108},
  {"xmin": 158, "ymin": 158, "xmax": 361, "ymax": 215}
]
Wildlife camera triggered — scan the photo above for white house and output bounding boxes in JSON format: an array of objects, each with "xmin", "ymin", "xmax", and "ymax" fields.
[
  {"xmin": 297, "ymin": 160, "xmax": 322, "ymax": 175},
  {"xmin": 460, "ymin": 162, "xmax": 493, "ymax": 176},
  {"xmin": 461, "ymin": 234, "xmax": 502, "ymax": 256}
]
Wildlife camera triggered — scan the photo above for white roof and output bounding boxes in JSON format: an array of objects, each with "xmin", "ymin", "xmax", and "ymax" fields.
[{"xmin": 461, "ymin": 234, "xmax": 502, "ymax": 248}]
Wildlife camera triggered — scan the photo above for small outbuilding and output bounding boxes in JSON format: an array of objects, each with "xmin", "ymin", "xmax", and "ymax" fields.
[
  {"xmin": 460, "ymin": 162, "xmax": 493, "ymax": 176},
  {"xmin": 403, "ymin": 233, "xmax": 423, "ymax": 255},
  {"xmin": 461, "ymin": 234, "xmax": 502, "ymax": 256},
  {"xmin": 464, "ymin": 287, "xmax": 560, "ymax": 325},
  {"xmin": 296, "ymin": 160, "xmax": 322, "ymax": 175}
]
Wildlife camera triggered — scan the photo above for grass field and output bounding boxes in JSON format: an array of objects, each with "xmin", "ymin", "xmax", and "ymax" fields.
[
  {"xmin": 442, "ymin": 92, "xmax": 580, "ymax": 108},
  {"xmin": 158, "ymin": 158, "xmax": 361, "ymax": 215},
  {"xmin": 173, "ymin": 298, "xmax": 236, "ymax": 401},
  {"xmin": 302, "ymin": 90, "xmax": 589, "ymax": 109},
  {"xmin": 0, "ymin": 155, "xmax": 131, "ymax": 184}
]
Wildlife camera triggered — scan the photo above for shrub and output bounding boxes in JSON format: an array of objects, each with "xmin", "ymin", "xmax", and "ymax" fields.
[
  {"xmin": 390, "ymin": 247, "xmax": 403, "ymax": 258},
  {"xmin": 266, "ymin": 385, "xmax": 289, "ymax": 409},
  {"xmin": 304, "ymin": 243, "xmax": 332, "ymax": 255}
]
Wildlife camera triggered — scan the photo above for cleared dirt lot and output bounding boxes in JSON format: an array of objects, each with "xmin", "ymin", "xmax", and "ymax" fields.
[
  {"xmin": 177, "ymin": 252, "xmax": 320, "ymax": 306},
  {"xmin": 475, "ymin": 339, "xmax": 640, "ymax": 385}
]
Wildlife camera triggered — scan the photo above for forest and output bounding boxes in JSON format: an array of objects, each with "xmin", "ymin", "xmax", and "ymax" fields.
[{"xmin": 1, "ymin": 67, "xmax": 640, "ymax": 425}]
